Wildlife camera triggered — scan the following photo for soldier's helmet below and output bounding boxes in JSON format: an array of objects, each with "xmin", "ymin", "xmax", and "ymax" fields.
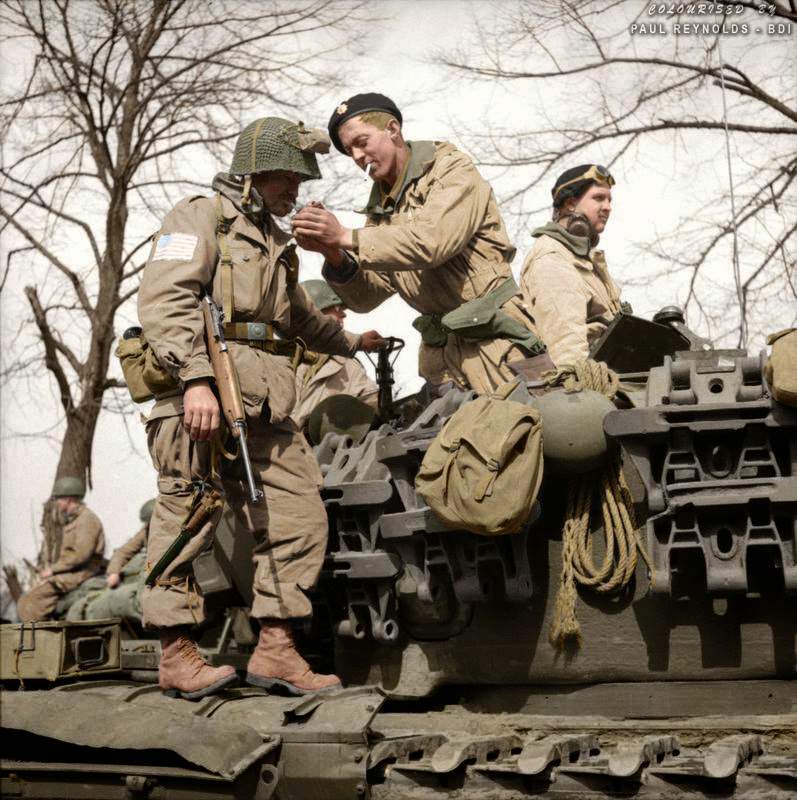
[
  {"xmin": 307, "ymin": 394, "xmax": 376, "ymax": 446},
  {"xmin": 301, "ymin": 279, "xmax": 344, "ymax": 312},
  {"xmin": 139, "ymin": 498, "xmax": 156, "ymax": 523},
  {"xmin": 229, "ymin": 117, "xmax": 330, "ymax": 181},
  {"xmin": 52, "ymin": 476, "xmax": 86, "ymax": 499},
  {"xmin": 529, "ymin": 388, "xmax": 615, "ymax": 475}
]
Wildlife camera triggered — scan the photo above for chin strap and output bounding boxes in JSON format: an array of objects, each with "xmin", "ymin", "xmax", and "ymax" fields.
[{"xmin": 241, "ymin": 175, "xmax": 252, "ymax": 207}]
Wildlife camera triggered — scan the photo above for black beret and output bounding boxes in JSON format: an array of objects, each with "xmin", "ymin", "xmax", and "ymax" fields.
[
  {"xmin": 328, "ymin": 93, "xmax": 402, "ymax": 154},
  {"xmin": 552, "ymin": 163, "xmax": 614, "ymax": 208}
]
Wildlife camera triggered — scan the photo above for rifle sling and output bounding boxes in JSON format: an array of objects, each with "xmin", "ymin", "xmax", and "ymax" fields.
[{"xmin": 215, "ymin": 194, "xmax": 235, "ymax": 323}]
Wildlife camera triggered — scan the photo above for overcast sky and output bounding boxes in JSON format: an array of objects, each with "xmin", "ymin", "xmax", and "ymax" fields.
[{"xmin": 1, "ymin": 1, "xmax": 794, "ymax": 576}]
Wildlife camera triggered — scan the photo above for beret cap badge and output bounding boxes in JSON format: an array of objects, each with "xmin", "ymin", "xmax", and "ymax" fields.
[{"xmin": 328, "ymin": 92, "xmax": 403, "ymax": 154}]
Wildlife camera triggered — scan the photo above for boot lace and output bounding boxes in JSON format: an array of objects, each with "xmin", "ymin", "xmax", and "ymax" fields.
[{"xmin": 177, "ymin": 636, "xmax": 208, "ymax": 674}]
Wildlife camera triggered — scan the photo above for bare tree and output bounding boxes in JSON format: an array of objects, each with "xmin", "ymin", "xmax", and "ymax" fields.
[
  {"xmin": 438, "ymin": 0, "xmax": 797, "ymax": 346},
  {"xmin": 0, "ymin": 0, "xmax": 367, "ymax": 487}
]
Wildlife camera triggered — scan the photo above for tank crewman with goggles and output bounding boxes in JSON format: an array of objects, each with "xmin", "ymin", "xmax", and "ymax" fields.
[
  {"xmin": 520, "ymin": 164, "xmax": 626, "ymax": 368},
  {"xmin": 138, "ymin": 117, "xmax": 384, "ymax": 700},
  {"xmin": 291, "ymin": 93, "xmax": 551, "ymax": 396},
  {"xmin": 17, "ymin": 477, "xmax": 105, "ymax": 623},
  {"xmin": 291, "ymin": 279, "xmax": 378, "ymax": 431}
]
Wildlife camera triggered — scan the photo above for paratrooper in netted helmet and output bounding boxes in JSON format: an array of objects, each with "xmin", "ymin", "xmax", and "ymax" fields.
[{"xmin": 136, "ymin": 114, "xmax": 384, "ymax": 701}]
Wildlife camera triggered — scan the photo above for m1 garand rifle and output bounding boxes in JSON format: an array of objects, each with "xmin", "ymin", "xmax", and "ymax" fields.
[{"xmin": 202, "ymin": 295, "xmax": 264, "ymax": 505}]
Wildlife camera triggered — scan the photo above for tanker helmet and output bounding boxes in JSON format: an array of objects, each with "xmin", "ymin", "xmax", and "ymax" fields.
[
  {"xmin": 301, "ymin": 279, "xmax": 343, "ymax": 312},
  {"xmin": 52, "ymin": 476, "xmax": 86, "ymax": 499},
  {"xmin": 139, "ymin": 498, "xmax": 156, "ymax": 522},
  {"xmin": 229, "ymin": 117, "xmax": 329, "ymax": 181}
]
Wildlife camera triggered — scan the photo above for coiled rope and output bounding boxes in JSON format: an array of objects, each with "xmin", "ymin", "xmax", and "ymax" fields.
[{"xmin": 547, "ymin": 360, "xmax": 652, "ymax": 650}]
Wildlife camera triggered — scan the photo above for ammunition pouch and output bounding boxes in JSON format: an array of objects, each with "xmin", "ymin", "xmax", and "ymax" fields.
[
  {"xmin": 413, "ymin": 277, "xmax": 547, "ymax": 357},
  {"xmin": 115, "ymin": 331, "xmax": 179, "ymax": 404}
]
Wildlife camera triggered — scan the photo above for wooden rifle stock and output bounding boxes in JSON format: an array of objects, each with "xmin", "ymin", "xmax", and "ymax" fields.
[{"xmin": 201, "ymin": 296, "xmax": 264, "ymax": 504}]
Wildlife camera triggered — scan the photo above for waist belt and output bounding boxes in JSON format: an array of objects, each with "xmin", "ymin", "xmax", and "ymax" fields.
[
  {"xmin": 413, "ymin": 277, "xmax": 546, "ymax": 356},
  {"xmin": 224, "ymin": 322, "xmax": 274, "ymax": 341},
  {"xmin": 223, "ymin": 322, "xmax": 317, "ymax": 367}
]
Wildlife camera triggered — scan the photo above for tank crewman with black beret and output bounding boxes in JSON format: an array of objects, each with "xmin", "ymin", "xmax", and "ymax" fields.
[
  {"xmin": 17, "ymin": 477, "xmax": 105, "ymax": 623},
  {"xmin": 520, "ymin": 164, "xmax": 625, "ymax": 368},
  {"xmin": 291, "ymin": 279, "xmax": 378, "ymax": 430},
  {"xmin": 292, "ymin": 93, "xmax": 550, "ymax": 396},
  {"xmin": 138, "ymin": 117, "xmax": 384, "ymax": 700}
]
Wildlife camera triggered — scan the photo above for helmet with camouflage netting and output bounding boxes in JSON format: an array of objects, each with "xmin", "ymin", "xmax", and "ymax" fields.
[{"xmin": 229, "ymin": 117, "xmax": 330, "ymax": 181}]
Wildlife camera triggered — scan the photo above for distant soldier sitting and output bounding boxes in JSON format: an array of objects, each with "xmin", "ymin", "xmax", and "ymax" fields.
[
  {"xmin": 291, "ymin": 279, "xmax": 378, "ymax": 430},
  {"xmin": 105, "ymin": 498, "xmax": 153, "ymax": 589},
  {"xmin": 17, "ymin": 477, "xmax": 105, "ymax": 623},
  {"xmin": 64, "ymin": 498, "xmax": 154, "ymax": 623}
]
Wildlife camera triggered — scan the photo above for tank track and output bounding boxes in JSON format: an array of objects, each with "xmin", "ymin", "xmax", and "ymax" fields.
[{"xmin": 2, "ymin": 682, "xmax": 796, "ymax": 799}]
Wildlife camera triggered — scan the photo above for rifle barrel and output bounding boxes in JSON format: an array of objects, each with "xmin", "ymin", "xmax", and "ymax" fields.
[{"xmin": 236, "ymin": 421, "xmax": 264, "ymax": 504}]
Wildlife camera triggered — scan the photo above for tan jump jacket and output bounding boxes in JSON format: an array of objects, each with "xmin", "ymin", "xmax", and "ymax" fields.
[
  {"xmin": 520, "ymin": 230, "xmax": 622, "ymax": 367},
  {"xmin": 17, "ymin": 505, "xmax": 105, "ymax": 622},
  {"xmin": 325, "ymin": 141, "xmax": 537, "ymax": 393},
  {"xmin": 106, "ymin": 526, "xmax": 147, "ymax": 576},
  {"xmin": 139, "ymin": 190, "xmax": 360, "ymax": 425},
  {"xmin": 291, "ymin": 355, "xmax": 378, "ymax": 429}
]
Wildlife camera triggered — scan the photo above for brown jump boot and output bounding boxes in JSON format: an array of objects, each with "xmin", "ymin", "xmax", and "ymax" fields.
[
  {"xmin": 158, "ymin": 628, "xmax": 238, "ymax": 700},
  {"xmin": 245, "ymin": 619, "xmax": 341, "ymax": 695}
]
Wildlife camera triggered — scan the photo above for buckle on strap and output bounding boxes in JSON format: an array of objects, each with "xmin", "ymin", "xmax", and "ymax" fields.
[
  {"xmin": 244, "ymin": 322, "xmax": 269, "ymax": 341},
  {"xmin": 223, "ymin": 322, "xmax": 274, "ymax": 341}
]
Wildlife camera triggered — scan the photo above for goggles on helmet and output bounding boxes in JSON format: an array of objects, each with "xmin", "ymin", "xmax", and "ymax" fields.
[{"xmin": 553, "ymin": 164, "xmax": 615, "ymax": 203}]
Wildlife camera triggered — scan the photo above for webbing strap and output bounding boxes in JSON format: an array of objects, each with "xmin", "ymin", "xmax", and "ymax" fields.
[
  {"xmin": 215, "ymin": 194, "xmax": 234, "ymax": 322},
  {"xmin": 280, "ymin": 244, "xmax": 299, "ymax": 288}
]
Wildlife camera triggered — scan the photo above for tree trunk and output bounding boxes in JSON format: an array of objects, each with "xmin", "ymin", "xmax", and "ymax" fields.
[{"xmin": 54, "ymin": 404, "xmax": 101, "ymax": 486}]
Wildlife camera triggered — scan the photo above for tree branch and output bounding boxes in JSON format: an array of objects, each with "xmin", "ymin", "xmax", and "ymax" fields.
[
  {"xmin": 0, "ymin": 204, "xmax": 93, "ymax": 315},
  {"xmin": 24, "ymin": 284, "xmax": 74, "ymax": 414}
]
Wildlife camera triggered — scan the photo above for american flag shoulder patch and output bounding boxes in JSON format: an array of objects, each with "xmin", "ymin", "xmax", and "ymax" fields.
[{"xmin": 152, "ymin": 232, "xmax": 198, "ymax": 262}]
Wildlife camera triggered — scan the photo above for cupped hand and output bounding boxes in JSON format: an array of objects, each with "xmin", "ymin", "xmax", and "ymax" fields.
[
  {"xmin": 106, "ymin": 572, "xmax": 121, "ymax": 589},
  {"xmin": 292, "ymin": 206, "xmax": 353, "ymax": 251},
  {"xmin": 183, "ymin": 379, "xmax": 220, "ymax": 441}
]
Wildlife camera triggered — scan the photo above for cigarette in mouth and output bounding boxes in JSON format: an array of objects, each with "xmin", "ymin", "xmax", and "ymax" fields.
[{"xmin": 365, "ymin": 163, "xmax": 372, "ymax": 180}]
